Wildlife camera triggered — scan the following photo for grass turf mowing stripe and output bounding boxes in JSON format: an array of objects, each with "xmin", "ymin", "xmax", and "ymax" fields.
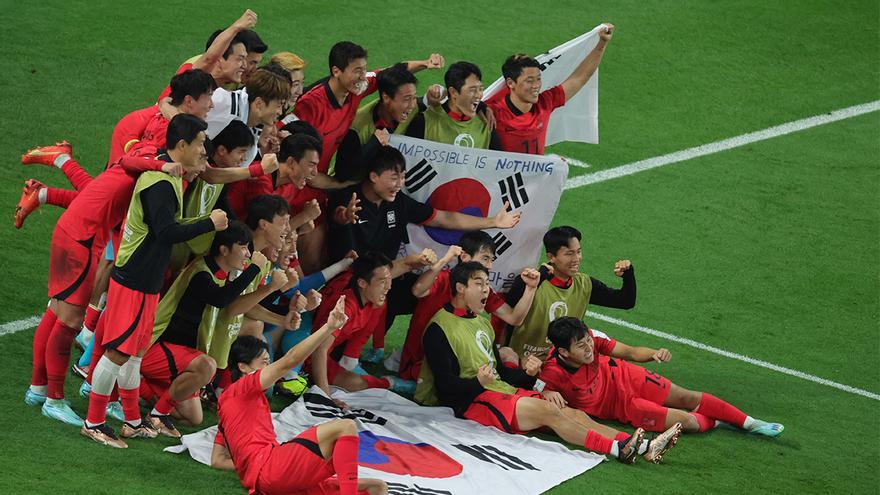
[
  {"xmin": 564, "ymin": 100, "xmax": 880, "ymax": 190},
  {"xmin": 588, "ymin": 311, "xmax": 880, "ymax": 402}
]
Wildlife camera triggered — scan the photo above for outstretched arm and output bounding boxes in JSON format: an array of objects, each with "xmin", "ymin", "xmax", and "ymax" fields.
[
  {"xmin": 426, "ymin": 201, "xmax": 521, "ymax": 231},
  {"xmin": 561, "ymin": 23, "xmax": 614, "ymax": 102},
  {"xmin": 195, "ymin": 10, "xmax": 257, "ymax": 71},
  {"xmin": 610, "ymin": 341, "xmax": 671, "ymax": 364}
]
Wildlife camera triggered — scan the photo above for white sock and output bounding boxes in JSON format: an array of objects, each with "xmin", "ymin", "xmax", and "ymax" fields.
[
  {"xmin": 45, "ymin": 397, "xmax": 65, "ymax": 407},
  {"xmin": 116, "ymin": 356, "xmax": 142, "ymax": 390},
  {"xmin": 743, "ymin": 416, "xmax": 760, "ymax": 430},
  {"xmin": 91, "ymin": 355, "xmax": 122, "ymax": 395},
  {"xmin": 321, "ymin": 256, "xmax": 355, "ymax": 281},
  {"xmin": 29, "ymin": 384, "xmax": 48, "ymax": 395},
  {"xmin": 37, "ymin": 188, "xmax": 47, "ymax": 205},
  {"xmin": 53, "ymin": 154, "xmax": 71, "ymax": 168},
  {"xmin": 150, "ymin": 407, "xmax": 165, "ymax": 417},
  {"xmin": 609, "ymin": 442, "xmax": 619, "ymax": 457}
]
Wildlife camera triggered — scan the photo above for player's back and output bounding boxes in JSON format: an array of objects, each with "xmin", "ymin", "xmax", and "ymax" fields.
[
  {"xmin": 108, "ymin": 105, "xmax": 159, "ymax": 165},
  {"xmin": 58, "ymin": 165, "xmax": 139, "ymax": 241}
]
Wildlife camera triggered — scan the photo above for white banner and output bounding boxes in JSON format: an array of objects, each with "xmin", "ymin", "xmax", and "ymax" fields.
[
  {"xmin": 484, "ymin": 25, "xmax": 606, "ymax": 146},
  {"xmin": 389, "ymin": 135, "xmax": 568, "ymax": 292},
  {"xmin": 167, "ymin": 387, "xmax": 603, "ymax": 495}
]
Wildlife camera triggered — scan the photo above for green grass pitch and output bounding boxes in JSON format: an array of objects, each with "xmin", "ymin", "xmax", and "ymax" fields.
[{"xmin": 1, "ymin": 1, "xmax": 877, "ymax": 493}]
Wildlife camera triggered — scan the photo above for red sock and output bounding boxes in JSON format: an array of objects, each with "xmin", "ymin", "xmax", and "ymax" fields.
[
  {"xmin": 84, "ymin": 305, "xmax": 102, "ymax": 331},
  {"xmin": 696, "ymin": 393, "xmax": 747, "ymax": 427},
  {"xmin": 87, "ymin": 391, "xmax": 111, "ymax": 425},
  {"xmin": 153, "ymin": 390, "xmax": 178, "ymax": 416},
  {"xmin": 45, "ymin": 187, "xmax": 78, "ymax": 208},
  {"xmin": 691, "ymin": 412, "xmax": 717, "ymax": 432},
  {"xmin": 60, "ymin": 159, "xmax": 93, "ymax": 191},
  {"xmin": 45, "ymin": 320, "xmax": 78, "ymax": 399},
  {"xmin": 31, "ymin": 308, "xmax": 58, "ymax": 386},
  {"xmin": 361, "ymin": 375, "xmax": 390, "ymax": 389},
  {"xmin": 614, "ymin": 432, "xmax": 630, "ymax": 442},
  {"xmin": 583, "ymin": 430, "xmax": 613, "ymax": 455},
  {"xmin": 118, "ymin": 388, "xmax": 141, "ymax": 423},
  {"xmin": 331, "ymin": 435, "xmax": 359, "ymax": 495}
]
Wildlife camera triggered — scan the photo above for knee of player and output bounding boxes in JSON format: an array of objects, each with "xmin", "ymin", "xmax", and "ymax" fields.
[
  {"xmin": 680, "ymin": 389, "xmax": 702, "ymax": 410},
  {"xmin": 193, "ymin": 355, "xmax": 218, "ymax": 381},
  {"xmin": 186, "ymin": 408, "xmax": 204, "ymax": 426},
  {"xmin": 681, "ymin": 413, "xmax": 701, "ymax": 432},
  {"xmin": 336, "ymin": 418, "xmax": 358, "ymax": 436}
]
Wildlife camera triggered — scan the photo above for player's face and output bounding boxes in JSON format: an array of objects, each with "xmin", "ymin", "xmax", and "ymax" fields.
[
  {"xmin": 511, "ymin": 67, "xmax": 542, "ymax": 105},
  {"xmin": 214, "ymin": 145, "xmax": 249, "ymax": 168},
  {"xmin": 276, "ymin": 231, "xmax": 298, "ymax": 270},
  {"xmin": 563, "ymin": 335, "xmax": 594, "ymax": 365},
  {"xmin": 223, "ymin": 242, "xmax": 251, "ymax": 271},
  {"xmin": 548, "ymin": 237, "xmax": 582, "ymax": 279},
  {"xmin": 360, "ymin": 266, "xmax": 392, "ymax": 306},
  {"xmin": 289, "ymin": 150, "xmax": 320, "ymax": 189},
  {"xmin": 451, "ymin": 74, "xmax": 484, "ymax": 117},
  {"xmin": 460, "ymin": 272, "xmax": 491, "ymax": 314},
  {"xmin": 335, "ymin": 58, "xmax": 368, "ymax": 95},
  {"xmin": 460, "ymin": 247, "xmax": 496, "ymax": 271},
  {"xmin": 186, "ymin": 92, "xmax": 215, "ymax": 120},
  {"xmin": 261, "ymin": 213, "xmax": 291, "ymax": 250},
  {"xmin": 179, "ymin": 132, "xmax": 209, "ymax": 174},
  {"xmin": 243, "ymin": 52, "xmax": 263, "ymax": 83},
  {"xmin": 257, "ymin": 98, "xmax": 285, "ymax": 125},
  {"xmin": 383, "ymin": 83, "xmax": 418, "ymax": 123},
  {"xmin": 369, "ymin": 168, "xmax": 405, "ymax": 202},
  {"xmin": 288, "ymin": 69, "xmax": 305, "ymax": 107},
  {"xmin": 238, "ymin": 349, "xmax": 271, "ymax": 376},
  {"xmin": 222, "ymin": 43, "xmax": 248, "ymax": 83}
]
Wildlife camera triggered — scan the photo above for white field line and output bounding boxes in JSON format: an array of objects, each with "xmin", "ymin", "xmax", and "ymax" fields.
[
  {"xmin": 563, "ymin": 157, "xmax": 592, "ymax": 168},
  {"xmin": 588, "ymin": 311, "xmax": 880, "ymax": 401},
  {"xmin": 0, "ymin": 316, "xmax": 42, "ymax": 337},
  {"xmin": 564, "ymin": 100, "xmax": 880, "ymax": 190}
]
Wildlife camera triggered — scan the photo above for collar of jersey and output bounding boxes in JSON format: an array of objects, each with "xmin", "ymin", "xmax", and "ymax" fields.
[
  {"xmin": 444, "ymin": 303, "xmax": 476, "ymax": 318},
  {"xmin": 549, "ymin": 276, "xmax": 573, "ymax": 289},
  {"xmin": 371, "ymin": 103, "xmax": 397, "ymax": 131},
  {"xmin": 347, "ymin": 278, "xmax": 368, "ymax": 308},
  {"xmin": 205, "ymin": 256, "xmax": 229, "ymax": 280},
  {"xmin": 323, "ymin": 80, "xmax": 346, "ymax": 110},
  {"xmin": 505, "ymin": 93, "xmax": 531, "ymax": 116},
  {"xmin": 552, "ymin": 348, "xmax": 581, "ymax": 374},
  {"xmin": 442, "ymin": 101, "xmax": 471, "ymax": 122}
]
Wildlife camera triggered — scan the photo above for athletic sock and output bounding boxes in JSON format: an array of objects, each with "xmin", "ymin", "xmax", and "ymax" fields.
[
  {"xmin": 361, "ymin": 375, "xmax": 390, "ymax": 389},
  {"xmin": 743, "ymin": 416, "xmax": 769, "ymax": 431},
  {"xmin": 331, "ymin": 435, "xmax": 359, "ymax": 495},
  {"xmin": 53, "ymin": 154, "xmax": 71, "ymax": 168},
  {"xmin": 87, "ymin": 355, "xmax": 121, "ymax": 425},
  {"xmin": 37, "ymin": 187, "xmax": 48, "ymax": 205},
  {"xmin": 45, "ymin": 319, "xmax": 78, "ymax": 399},
  {"xmin": 84, "ymin": 304, "xmax": 102, "ymax": 333},
  {"xmin": 86, "ymin": 391, "xmax": 111, "ymax": 427},
  {"xmin": 152, "ymin": 391, "xmax": 178, "ymax": 416},
  {"xmin": 29, "ymin": 385, "xmax": 48, "ymax": 395},
  {"xmin": 691, "ymin": 412, "xmax": 719, "ymax": 432},
  {"xmin": 59, "ymin": 158, "xmax": 93, "ymax": 191},
  {"xmin": 614, "ymin": 432, "xmax": 630, "ymax": 442},
  {"xmin": 30, "ymin": 307, "xmax": 58, "ymax": 387},
  {"xmin": 583, "ymin": 430, "xmax": 613, "ymax": 455},
  {"xmin": 695, "ymin": 393, "xmax": 747, "ymax": 427},
  {"xmin": 45, "ymin": 187, "xmax": 78, "ymax": 209},
  {"xmin": 117, "ymin": 356, "xmax": 143, "ymax": 425}
]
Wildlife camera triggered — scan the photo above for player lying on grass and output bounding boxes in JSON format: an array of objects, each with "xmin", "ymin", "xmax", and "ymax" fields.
[
  {"xmin": 415, "ymin": 262, "xmax": 682, "ymax": 464},
  {"xmin": 542, "ymin": 317, "xmax": 785, "ymax": 436},
  {"xmin": 210, "ymin": 299, "xmax": 388, "ymax": 495}
]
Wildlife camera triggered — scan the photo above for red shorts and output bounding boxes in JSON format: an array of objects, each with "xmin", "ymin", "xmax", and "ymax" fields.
[
  {"xmin": 47, "ymin": 225, "xmax": 105, "ymax": 306},
  {"xmin": 139, "ymin": 341, "xmax": 204, "ymax": 400},
  {"xmin": 255, "ymin": 426, "xmax": 336, "ymax": 495},
  {"xmin": 615, "ymin": 362, "xmax": 672, "ymax": 431},
  {"xmin": 463, "ymin": 388, "xmax": 543, "ymax": 435},
  {"xmin": 99, "ymin": 278, "xmax": 160, "ymax": 356}
]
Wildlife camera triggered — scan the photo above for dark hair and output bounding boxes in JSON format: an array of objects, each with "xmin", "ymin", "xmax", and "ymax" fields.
[
  {"xmin": 169, "ymin": 69, "xmax": 217, "ymax": 107},
  {"xmin": 237, "ymin": 29, "xmax": 268, "ymax": 54},
  {"xmin": 444, "ymin": 61, "xmax": 482, "ymax": 93},
  {"xmin": 281, "ymin": 120, "xmax": 321, "ymax": 142},
  {"xmin": 206, "ymin": 29, "xmax": 246, "ymax": 59},
  {"xmin": 459, "ymin": 231, "xmax": 495, "ymax": 258},
  {"xmin": 328, "ymin": 41, "xmax": 367, "ymax": 73},
  {"xmin": 501, "ymin": 54, "xmax": 541, "ymax": 82},
  {"xmin": 367, "ymin": 146, "xmax": 405, "ymax": 177},
  {"xmin": 547, "ymin": 317, "xmax": 589, "ymax": 351},
  {"xmin": 259, "ymin": 63, "xmax": 293, "ymax": 84},
  {"xmin": 378, "ymin": 63, "xmax": 417, "ymax": 99},
  {"xmin": 209, "ymin": 220, "xmax": 252, "ymax": 257},
  {"xmin": 278, "ymin": 134, "xmax": 322, "ymax": 162},
  {"xmin": 166, "ymin": 114, "xmax": 208, "ymax": 149},
  {"xmin": 543, "ymin": 226, "xmax": 582, "ymax": 255},
  {"xmin": 211, "ymin": 120, "xmax": 254, "ymax": 155},
  {"xmin": 246, "ymin": 194, "xmax": 290, "ymax": 230},
  {"xmin": 246, "ymin": 68, "xmax": 290, "ymax": 104},
  {"xmin": 352, "ymin": 251, "xmax": 392, "ymax": 284},
  {"xmin": 449, "ymin": 261, "xmax": 489, "ymax": 297},
  {"xmin": 228, "ymin": 335, "xmax": 270, "ymax": 382}
]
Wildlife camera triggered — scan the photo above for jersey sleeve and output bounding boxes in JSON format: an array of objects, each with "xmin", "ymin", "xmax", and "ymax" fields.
[
  {"xmin": 539, "ymin": 85, "xmax": 566, "ymax": 112},
  {"xmin": 400, "ymin": 193, "xmax": 436, "ymax": 225},
  {"xmin": 537, "ymin": 360, "xmax": 567, "ymax": 393},
  {"xmin": 205, "ymin": 89, "xmax": 237, "ymax": 139},
  {"xmin": 485, "ymin": 289, "xmax": 505, "ymax": 313},
  {"xmin": 590, "ymin": 329, "xmax": 617, "ymax": 356}
]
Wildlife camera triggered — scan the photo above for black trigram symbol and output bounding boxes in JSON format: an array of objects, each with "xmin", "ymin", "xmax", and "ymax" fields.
[
  {"xmin": 498, "ymin": 172, "xmax": 529, "ymax": 209},
  {"xmin": 453, "ymin": 444, "xmax": 539, "ymax": 471},
  {"xmin": 303, "ymin": 393, "xmax": 387, "ymax": 425},
  {"xmin": 405, "ymin": 159, "xmax": 437, "ymax": 193},
  {"xmin": 492, "ymin": 232, "xmax": 512, "ymax": 257},
  {"xmin": 538, "ymin": 54, "xmax": 562, "ymax": 71},
  {"xmin": 386, "ymin": 482, "xmax": 453, "ymax": 495}
]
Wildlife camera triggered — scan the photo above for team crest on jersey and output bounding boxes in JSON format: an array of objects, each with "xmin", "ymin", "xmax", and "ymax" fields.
[
  {"xmin": 548, "ymin": 301, "xmax": 569, "ymax": 321},
  {"xmin": 386, "ymin": 210, "xmax": 397, "ymax": 228},
  {"xmin": 453, "ymin": 133, "xmax": 476, "ymax": 148}
]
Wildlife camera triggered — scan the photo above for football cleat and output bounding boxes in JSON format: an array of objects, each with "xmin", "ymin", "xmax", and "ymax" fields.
[
  {"xmin": 24, "ymin": 388, "xmax": 47, "ymax": 407},
  {"xmin": 42, "ymin": 400, "xmax": 84, "ymax": 427},
  {"xmin": 106, "ymin": 401, "xmax": 125, "ymax": 422},
  {"xmin": 21, "ymin": 141, "xmax": 71, "ymax": 167},
  {"xmin": 14, "ymin": 179, "xmax": 45, "ymax": 229},
  {"xmin": 643, "ymin": 422, "xmax": 682, "ymax": 464},
  {"xmin": 71, "ymin": 363, "xmax": 89, "ymax": 380},
  {"xmin": 120, "ymin": 420, "xmax": 158, "ymax": 439},
  {"xmin": 79, "ymin": 381, "xmax": 91, "ymax": 398},
  {"xmin": 749, "ymin": 421, "xmax": 784, "ymax": 437},
  {"xmin": 81, "ymin": 423, "xmax": 127, "ymax": 448},
  {"xmin": 148, "ymin": 414, "xmax": 181, "ymax": 438},
  {"xmin": 361, "ymin": 347, "xmax": 384, "ymax": 364},
  {"xmin": 616, "ymin": 428, "xmax": 645, "ymax": 465}
]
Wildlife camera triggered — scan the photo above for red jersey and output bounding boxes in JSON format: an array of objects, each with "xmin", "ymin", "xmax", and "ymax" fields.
[
  {"xmin": 126, "ymin": 111, "xmax": 169, "ymax": 158},
  {"xmin": 294, "ymin": 73, "xmax": 380, "ymax": 174},
  {"xmin": 216, "ymin": 369, "xmax": 277, "ymax": 494},
  {"xmin": 539, "ymin": 328, "xmax": 619, "ymax": 415},
  {"xmin": 58, "ymin": 156, "xmax": 164, "ymax": 241},
  {"xmin": 313, "ymin": 281, "xmax": 384, "ymax": 359},
  {"xmin": 486, "ymin": 85, "xmax": 566, "ymax": 155},
  {"xmin": 108, "ymin": 105, "xmax": 158, "ymax": 165},
  {"xmin": 225, "ymin": 174, "xmax": 273, "ymax": 222}
]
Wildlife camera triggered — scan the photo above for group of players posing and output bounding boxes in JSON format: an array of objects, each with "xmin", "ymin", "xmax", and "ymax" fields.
[{"xmin": 18, "ymin": 10, "xmax": 783, "ymax": 495}]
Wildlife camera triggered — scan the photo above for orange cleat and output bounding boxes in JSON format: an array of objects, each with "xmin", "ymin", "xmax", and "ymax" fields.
[
  {"xmin": 21, "ymin": 141, "xmax": 72, "ymax": 167},
  {"xmin": 14, "ymin": 179, "xmax": 45, "ymax": 229}
]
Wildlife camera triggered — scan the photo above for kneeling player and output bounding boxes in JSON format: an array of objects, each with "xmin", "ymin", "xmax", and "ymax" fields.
[
  {"xmin": 210, "ymin": 298, "xmax": 387, "ymax": 495},
  {"xmin": 415, "ymin": 262, "xmax": 682, "ymax": 464},
  {"xmin": 542, "ymin": 317, "xmax": 784, "ymax": 436}
]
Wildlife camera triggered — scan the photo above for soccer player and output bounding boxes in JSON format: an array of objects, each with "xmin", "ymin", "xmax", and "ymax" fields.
[
  {"xmin": 269, "ymin": 51, "xmax": 307, "ymax": 127},
  {"xmin": 209, "ymin": 302, "xmax": 387, "ymax": 495},
  {"xmin": 398, "ymin": 231, "xmax": 540, "ymax": 382},
  {"xmin": 486, "ymin": 23, "xmax": 615, "ymax": 155},
  {"xmin": 503, "ymin": 225, "xmax": 636, "ymax": 360},
  {"xmin": 141, "ymin": 222, "xmax": 285, "ymax": 435},
  {"xmin": 405, "ymin": 61, "xmax": 501, "ymax": 149},
  {"xmin": 542, "ymin": 317, "xmax": 785, "ymax": 437},
  {"xmin": 236, "ymin": 29, "xmax": 268, "ymax": 86},
  {"xmin": 82, "ymin": 114, "xmax": 228, "ymax": 448},
  {"xmin": 415, "ymin": 262, "xmax": 681, "ymax": 464}
]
